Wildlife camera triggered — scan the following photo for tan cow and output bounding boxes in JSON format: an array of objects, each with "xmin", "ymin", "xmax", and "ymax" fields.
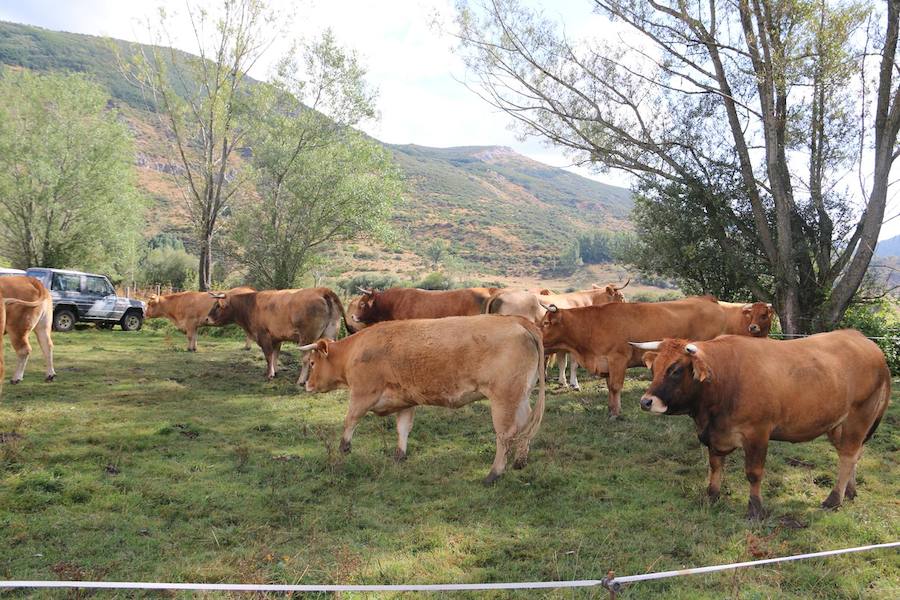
[
  {"xmin": 539, "ymin": 296, "xmax": 727, "ymax": 417},
  {"xmin": 348, "ymin": 287, "xmax": 498, "ymax": 326},
  {"xmin": 301, "ymin": 315, "xmax": 546, "ymax": 483},
  {"xmin": 486, "ymin": 280, "xmax": 630, "ymax": 389},
  {"xmin": 635, "ymin": 331, "xmax": 890, "ymax": 519},
  {"xmin": 0, "ymin": 276, "xmax": 55, "ymax": 383},
  {"xmin": 344, "ymin": 295, "xmax": 368, "ymax": 333},
  {"xmin": 207, "ymin": 287, "xmax": 345, "ymax": 383},
  {"xmin": 146, "ymin": 287, "xmax": 255, "ymax": 351},
  {"xmin": 719, "ymin": 301, "xmax": 776, "ymax": 337}
]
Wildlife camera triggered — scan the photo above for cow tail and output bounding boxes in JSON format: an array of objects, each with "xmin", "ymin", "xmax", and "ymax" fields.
[
  {"xmin": 3, "ymin": 298, "xmax": 43, "ymax": 307},
  {"xmin": 864, "ymin": 370, "xmax": 891, "ymax": 445},
  {"xmin": 483, "ymin": 290, "xmax": 503, "ymax": 314},
  {"xmin": 324, "ymin": 290, "xmax": 348, "ymax": 338},
  {"xmin": 516, "ymin": 324, "xmax": 546, "ymax": 443}
]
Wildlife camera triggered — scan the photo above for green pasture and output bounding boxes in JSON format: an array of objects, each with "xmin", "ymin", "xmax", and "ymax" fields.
[{"xmin": 0, "ymin": 328, "xmax": 897, "ymax": 598}]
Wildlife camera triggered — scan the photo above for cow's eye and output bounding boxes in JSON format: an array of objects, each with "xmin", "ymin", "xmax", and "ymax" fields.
[{"xmin": 668, "ymin": 364, "xmax": 683, "ymax": 377}]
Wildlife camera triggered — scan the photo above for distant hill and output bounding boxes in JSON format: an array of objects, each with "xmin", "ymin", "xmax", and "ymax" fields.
[
  {"xmin": 0, "ymin": 20, "xmax": 633, "ymax": 278},
  {"xmin": 876, "ymin": 234, "xmax": 900, "ymax": 258}
]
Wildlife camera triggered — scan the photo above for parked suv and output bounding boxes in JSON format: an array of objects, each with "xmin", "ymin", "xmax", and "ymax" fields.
[{"xmin": 25, "ymin": 268, "xmax": 146, "ymax": 332}]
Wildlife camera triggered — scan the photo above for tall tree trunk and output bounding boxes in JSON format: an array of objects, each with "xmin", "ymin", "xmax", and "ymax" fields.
[{"xmin": 198, "ymin": 233, "xmax": 213, "ymax": 292}]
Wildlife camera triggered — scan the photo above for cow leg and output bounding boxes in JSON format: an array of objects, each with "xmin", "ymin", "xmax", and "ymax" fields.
[
  {"xmin": 742, "ymin": 437, "xmax": 770, "ymax": 520},
  {"xmin": 706, "ymin": 450, "xmax": 730, "ymax": 502},
  {"xmin": 394, "ymin": 407, "xmax": 416, "ymax": 461},
  {"xmin": 271, "ymin": 342, "xmax": 282, "ymax": 377},
  {"xmin": 557, "ymin": 352, "xmax": 568, "ymax": 387},
  {"xmin": 296, "ymin": 352, "xmax": 311, "ymax": 386},
  {"xmin": 605, "ymin": 356, "xmax": 627, "ymax": 418},
  {"xmin": 243, "ymin": 335, "xmax": 253, "ymax": 351},
  {"xmin": 9, "ymin": 332, "xmax": 30, "ymax": 384},
  {"xmin": 34, "ymin": 314, "xmax": 55, "ymax": 381},
  {"xmin": 844, "ymin": 464, "xmax": 858, "ymax": 500},
  {"xmin": 186, "ymin": 325, "xmax": 198, "ymax": 352},
  {"xmin": 258, "ymin": 336, "xmax": 277, "ymax": 379},
  {"xmin": 484, "ymin": 393, "xmax": 519, "ymax": 484},
  {"xmin": 340, "ymin": 392, "xmax": 375, "ymax": 454},
  {"xmin": 568, "ymin": 355, "xmax": 580, "ymax": 391}
]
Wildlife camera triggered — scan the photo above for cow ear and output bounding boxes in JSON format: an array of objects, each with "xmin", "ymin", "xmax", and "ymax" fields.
[
  {"xmin": 316, "ymin": 339, "xmax": 329, "ymax": 357},
  {"xmin": 742, "ymin": 304, "xmax": 753, "ymax": 313},
  {"xmin": 691, "ymin": 355, "xmax": 712, "ymax": 382},
  {"xmin": 642, "ymin": 351, "xmax": 658, "ymax": 369}
]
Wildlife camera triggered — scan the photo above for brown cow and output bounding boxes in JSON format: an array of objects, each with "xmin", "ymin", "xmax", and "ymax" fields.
[
  {"xmin": 487, "ymin": 280, "xmax": 630, "ymax": 389},
  {"xmin": 146, "ymin": 287, "xmax": 255, "ymax": 351},
  {"xmin": 0, "ymin": 276, "xmax": 55, "ymax": 383},
  {"xmin": 634, "ymin": 331, "xmax": 890, "ymax": 519},
  {"xmin": 539, "ymin": 296, "xmax": 726, "ymax": 417},
  {"xmin": 206, "ymin": 287, "xmax": 345, "ymax": 383},
  {"xmin": 718, "ymin": 301, "xmax": 776, "ymax": 337},
  {"xmin": 300, "ymin": 315, "xmax": 546, "ymax": 483},
  {"xmin": 349, "ymin": 286, "xmax": 497, "ymax": 326},
  {"xmin": 344, "ymin": 295, "xmax": 369, "ymax": 333}
]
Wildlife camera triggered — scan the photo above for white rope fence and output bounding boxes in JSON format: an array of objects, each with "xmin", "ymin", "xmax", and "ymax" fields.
[{"xmin": 1, "ymin": 541, "xmax": 896, "ymax": 596}]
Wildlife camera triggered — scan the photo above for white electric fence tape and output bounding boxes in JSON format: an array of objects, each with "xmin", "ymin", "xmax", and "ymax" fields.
[{"xmin": 1, "ymin": 541, "xmax": 896, "ymax": 593}]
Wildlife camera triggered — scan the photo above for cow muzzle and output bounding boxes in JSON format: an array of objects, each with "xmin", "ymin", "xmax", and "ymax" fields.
[
  {"xmin": 305, "ymin": 381, "xmax": 316, "ymax": 393},
  {"xmin": 640, "ymin": 394, "xmax": 667, "ymax": 413},
  {"xmin": 748, "ymin": 324, "xmax": 761, "ymax": 334}
]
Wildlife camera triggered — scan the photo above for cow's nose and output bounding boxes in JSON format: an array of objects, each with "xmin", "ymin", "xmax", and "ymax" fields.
[
  {"xmin": 749, "ymin": 324, "xmax": 760, "ymax": 333},
  {"xmin": 640, "ymin": 396, "xmax": 653, "ymax": 411}
]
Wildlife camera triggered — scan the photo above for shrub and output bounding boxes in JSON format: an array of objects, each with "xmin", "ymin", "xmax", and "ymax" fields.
[
  {"xmin": 139, "ymin": 247, "xmax": 197, "ymax": 290},
  {"xmin": 839, "ymin": 298, "xmax": 900, "ymax": 374},
  {"xmin": 337, "ymin": 274, "xmax": 400, "ymax": 295},
  {"xmin": 415, "ymin": 272, "xmax": 452, "ymax": 290}
]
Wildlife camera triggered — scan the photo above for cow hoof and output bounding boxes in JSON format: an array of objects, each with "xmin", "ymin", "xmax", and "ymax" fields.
[
  {"xmin": 10, "ymin": 379, "xmax": 21, "ymax": 385},
  {"xmin": 483, "ymin": 471, "xmax": 501, "ymax": 485},
  {"xmin": 45, "ymin": 374, "xmax": 55, "ymax": 382},
  {"xmin": 572, "ymin": 384, "xmax": 581, "ymax": 391},
  {"xmin": 746, "ymin": 496, "xmax": 766, "ymax": 521},
  {"xmin": 393, "ymin": 449, "xmax": 407, "ymax": 463},
  {"xmin": 706, "ymin": 488, "xmax": 720, "ymax": 504},
  {"xmin": 512, "ymin": 457, "xmax": 528, "ymax": 470},
  {"xmin": 821, "ymin": 491, "xmax": 842, "ymax": 510},
  {"xmin": 607, "ymin": 413, "xmax": 620, "ymax": 421},
  {"xmin": 845, "ymin": 485, "xmax": 857, "ymax": 501},
  {"xmin": 188, "ymin": 348, "xmax": 196, "ymax": 353},
  {"xmin": 339, "ymin": 440, "xmax": 352, "ymax": 454},
  {"xmin": 242, "ymin": 347, "xmax": 252, "ymax": 351}
]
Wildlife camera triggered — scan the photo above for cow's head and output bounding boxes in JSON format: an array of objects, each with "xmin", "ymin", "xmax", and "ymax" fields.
[
  {"xmin": 538, "ymin": 303, "xmax": 568, "ymax": 351},
  {"xmin": 350, "ymin": 287, "xmax": 379, "ymax": 325},
  {"xmin": 345, "ymin": 296, "xmax": 370, "ymax": 333},
  {"xmin": 145, "ymin": 294, "xmax": 162, "ymax": 318},
  {"xmin": 593, "ymin": 278, "xmax": 629, "ymax": 303},
  {"xmin": 299, "ymin": 339, "xmax": 341, "ymax": 392},
  {"xmin": 741, "ymin": 302, "xmax": 775, "ymax": 337},
  {"xmin": 205, "ymin": 292, "xmax": 232, "ymax": 326},
  {"xmin": 632, "ymin": 339, "xmax": 711, "ymax": 415}
]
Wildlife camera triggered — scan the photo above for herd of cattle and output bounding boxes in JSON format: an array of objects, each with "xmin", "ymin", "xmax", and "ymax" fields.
[{"xmin": 0, "ymin": 276, "xmax": 891, "ymax": 519}]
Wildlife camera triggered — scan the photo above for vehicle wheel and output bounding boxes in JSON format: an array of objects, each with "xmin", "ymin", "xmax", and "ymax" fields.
[
  {"xmin": 120, "ymin": 310, "xmax": 143, "ymax": 332},
  {"xmin": 53, "ymin": 309, "xmax": 76, "ymax": 333}
]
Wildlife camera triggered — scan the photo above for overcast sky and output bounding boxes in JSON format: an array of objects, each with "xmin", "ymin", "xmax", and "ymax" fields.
[{"xmin": 2, "ymin": 0, "xmax": 899, "ymax": 240}]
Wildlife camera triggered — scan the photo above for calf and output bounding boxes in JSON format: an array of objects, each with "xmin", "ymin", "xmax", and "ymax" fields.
[
  {"xmin": 635, "ymin": 331, "xmax": 890, "ymax": 519},
  {"xmin": 146, "ymin": 287, "xmax": 255, "ymax": 351},
  {"xmin": 301, "ymin": 315, "xmax": 546, "ymax": 483}
]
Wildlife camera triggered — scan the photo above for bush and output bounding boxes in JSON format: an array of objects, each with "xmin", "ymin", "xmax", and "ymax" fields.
[
  {"xmin": 415, "ymin": 272, "xmax": 452, "ymax": 290},
  {"xmin": 139, "ymin": 247, "xmax": 197, "ymax": 290},
  {"xmin": 839, "ymin": 298, "xmax": 900, "ymax": 374},
  {"xmin": 337, "ymin": 274, "xmax": 400, "ymax": 295}
]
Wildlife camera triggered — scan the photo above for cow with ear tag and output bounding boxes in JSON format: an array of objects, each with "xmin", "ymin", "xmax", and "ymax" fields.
[
  {"xmin": 300, "ymin": 314, "xmax": 546, "ymax": 484},
  {"xmin": 633, "ymin": 331, "xmax": 890, "ymax": 520}
]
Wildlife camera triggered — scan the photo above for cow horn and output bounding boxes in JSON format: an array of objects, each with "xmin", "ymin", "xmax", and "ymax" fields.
[
  {"xmin": 298, "ymin": 343, "xmax": 319, "ymax": 352},
  {"xmin": 741, "ymin": 303, "xmax": 753, "ymax": 311},
  {"xmin": 685, "ymin": 344, "xmax": 698, "ymax": 355},
  {"xmin": 208, "ymin": 292, "xmax": 226, "ymax": 299},
  {"xmin": 766, "ymin": 303, "xmax": 773, "ymax": 309},
  {"xmin": 357, "ymin": 286, "xmax": 373, "ymax": 295},
  {"xmin": 629, "ymin": 341, "xmax": 661, "ymax": 350},
  {"xmin": 615, "ymin": 278, "xmax": 631, "ymax": 291},
  {"xmin": 539, "ymin": 302, "xmax": 558, "ymax": 313}
]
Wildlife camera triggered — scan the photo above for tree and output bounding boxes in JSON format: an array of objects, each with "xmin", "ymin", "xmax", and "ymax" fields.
[
  {"xmin": 124, "ymin": 0, "xmax": 277, "ymax": 290},
  {"xmin": 455, "ymin": 0, "xmax": 900, "ymax": 333},
  {"xmin": 229, "ymin": 32, "xmax": 401, "ymax": 290},
  {"xmin": 425, "ymin": 239, "xmax": 450, "ymax": 269},
  {"xmin": 0, "ymin": 69, "xmax": 144, "ymax": 273}
]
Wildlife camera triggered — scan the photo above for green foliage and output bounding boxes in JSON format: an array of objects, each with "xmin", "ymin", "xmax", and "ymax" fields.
[
  {"xmin": 415, "ymin": 271, "xmax": 453, "ymax": 290},
  {"xmin": 0, "ymin": 68, "xmax": 145, "ymax": 272},
  {"xmin": 336, "ymin": 273, "xmax": 401, "ymax": 295},
  {"xmin": 577, "ymin": 230, "xmax": 635, "ymax": 264},
  {"xmin": 0, "ymin": 329, "xmax": 897, "ymax": 597},
  {"xmin": 139, "ymin": 246, "xmax": 198, "ymax": 290},
  {"xmin": 839, "ymin": 299, "xmax": 900, "ymax": 374},
  {"xmin": 424, "ymin": 240, "xmax": 449, "ymax": 269}
]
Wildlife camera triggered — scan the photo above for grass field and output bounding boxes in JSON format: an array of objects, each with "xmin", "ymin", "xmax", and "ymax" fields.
[{"xmin": 0, "ymin": 328, "xmax": 898, "ymax": 599}]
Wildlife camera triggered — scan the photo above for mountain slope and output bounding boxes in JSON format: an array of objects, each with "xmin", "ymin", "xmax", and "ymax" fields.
[
  {"xmin": 0, "ymin": 20, "xmax": 633, "ymax": 277},
  {"xmin": 876, "ymin": 234, "xmax": 900, "ymax": 257}
]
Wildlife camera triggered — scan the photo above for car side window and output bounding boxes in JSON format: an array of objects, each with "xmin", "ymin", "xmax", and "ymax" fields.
[
  {"xmin": 85, "ymin": 276, "xmax": 109, "ymax": 296},
  {"xmin": 51, "ymin": 273, "xmax": 80, "ymax": 292}
]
